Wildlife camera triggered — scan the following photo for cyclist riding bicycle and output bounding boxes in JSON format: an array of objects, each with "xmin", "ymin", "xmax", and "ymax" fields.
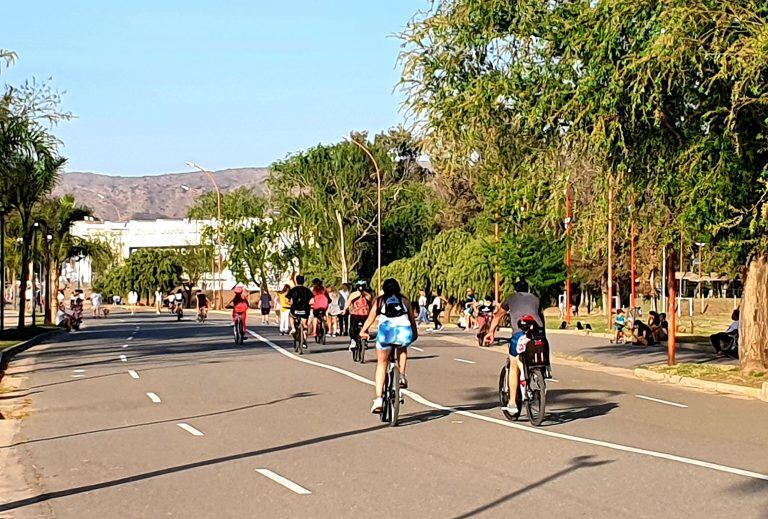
[
  {"xmin": 286, "ymin": 275, "xmax": 314, "ymax": 346},
  {"xmin": 227, "ymin": 286, "xmax": 250, "ymax": 339},
  {"xmin": 483, "ymin": 279, "xmax": 546, "ymax": 416},
  {"xmin": 343, "ymin": 280, "xmax": 373, "ymax": 351},
  {"xmin": 360, "ymin": 278, "xmax": 418, "ymax": 414},
  {"xmin": 195, "ymin": 289, "xmax": 209, "ymax": 320},
  {"xmin": 310, "ymin": 278, "xmax": 330, "ymax": 338}
]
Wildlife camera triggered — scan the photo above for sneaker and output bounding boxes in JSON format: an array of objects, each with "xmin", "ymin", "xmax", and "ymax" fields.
[
  {"xmin": 399, "ymin": 375, "xmax": 408, "ymax": 389},
  {"xmin": 437, "ymin": 325, "xmax": 444, "ymax": 331},
  {"xmin": 370, "ymin": 397, "xmax": 383, "ymax": 414},
  {"xmin": 502, "ymin": 405, "xmax": 520, "ymax": 415},
  {"xmin": 349, "ymin": 340, "xmax": 356, "ymax": 351}
]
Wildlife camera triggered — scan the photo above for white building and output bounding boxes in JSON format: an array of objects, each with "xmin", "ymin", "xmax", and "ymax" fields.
[{"xmin": 69, "ymin": 218, "xmax": 239, "ymax": 290}]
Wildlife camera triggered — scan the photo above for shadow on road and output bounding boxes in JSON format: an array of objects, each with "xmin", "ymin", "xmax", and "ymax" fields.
[
  {"xmin": 450, "ymin": 455, "xmax": 615, "ymax": 518},
  {"xmin": 544, "ymin": 388, "xmax": 621, "ymax": 426},
  {"xmin": 1, "ymin": 392, "xmax": 316, "ymax": 450},
  {"xmin": 0, "ymin": 421, "xmax": 388, "ymax": 512}
]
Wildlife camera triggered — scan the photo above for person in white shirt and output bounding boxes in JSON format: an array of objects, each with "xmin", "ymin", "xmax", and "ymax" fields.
[
  {"xmin": 710, "ymin": 309, "xmax": 740, "ymax": 358},
  {"xmin": 417, "ymin": 290, "xmax": 429, "ymax": 325},
  {"xmin": 127, "ymin": 290, "xmax": 139, "ymax": 315},
  {"xmin": 155, "ymin": 288, "xmax": 163, "ymax": 314},
  {"xmin": 91, "ymin": 291, "xmax": 103, "ymax": 318}
]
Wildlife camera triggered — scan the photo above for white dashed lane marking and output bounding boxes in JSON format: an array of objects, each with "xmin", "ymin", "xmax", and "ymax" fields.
[
  {"xmin": 250, "ymin": 330, "xmax": 768, "ymax": 482},
  {"xmin": 146, "ymin": 392, "xmax": 161, "ymax": 403},
  {"xmin": 128, "ymin": 370, "xmax": 140, "ymax": 379},
  {"xmin": 635, "ymin": 395, "xmax": 688, "ymax": 408},
  {"xmin": 177, "ymin": 423, "xmax": 204, "ymax": 436},
  {"xmin": 255, "ymin": 469, "xmax": 311, "ymax": 495},
  {"xmin": 453, "ymin": 358, "xmax": 476, "ymax": 365},
  {"xmin": 411, "ymin": 346, "xmax": 425, "ymax": 353},
  {"xmin": 119, "ymin": 355, "xmax": 127, "ymax": 362}
]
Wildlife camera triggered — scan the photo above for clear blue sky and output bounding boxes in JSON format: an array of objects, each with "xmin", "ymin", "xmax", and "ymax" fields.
[{"xmin": 1, "ymin": 1, "xmax": 422, "ymax": 176}]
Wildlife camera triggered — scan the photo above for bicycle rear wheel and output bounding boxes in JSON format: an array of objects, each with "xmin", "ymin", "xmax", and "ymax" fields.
[
  {"xmin": 380, "ymin": 373, "xmax": 391, "ymax": 423},
  {"xmin": 525, "ymin": 369, "xmax": 547, "ymax": 426},
  {"xmin": 389, "ymin": 362, "xmax": 401, "ymax": 427},
  {"xmin": 499, "ymin": 364, "xmax": 516, "ymax": 421},
  {"xmin": 358, "ymin": 340, "xmax": 366, "ymax": 364}
]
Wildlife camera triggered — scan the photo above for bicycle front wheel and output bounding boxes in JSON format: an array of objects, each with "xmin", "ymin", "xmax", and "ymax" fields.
[
  {"xmin": 525, "ymin": 369, "xmax": 547, "ymax": 426},
  {"xmin": 389, "ymin": 363, "xmax": 400, "ymax": 427},
  {"xmin": 499, "ymin": 364, "xmax": 516, "ymax": 421}
]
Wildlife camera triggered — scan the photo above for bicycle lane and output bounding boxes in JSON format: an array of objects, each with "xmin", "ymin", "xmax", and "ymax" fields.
[{"xmin": 247, "ymin": 327, "xmax": 768, "ymax": 517}]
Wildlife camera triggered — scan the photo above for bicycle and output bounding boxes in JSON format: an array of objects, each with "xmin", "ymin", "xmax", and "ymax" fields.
[
  {"xmin": 380, "ymin": 346, "xmax": 405, "ymax": 427},
  {"xmin": 197, "ymin": 308, "xmax": 207, "ymax": 323},
  {"xmin": 292, "ymin": 312, "xmax": 309, "ymax": 355},
  {"xmin": 314, "ymin": 314, "xmax": 327, "ymax": 345},
  {"xmin": 351, "ymin": 327, "xmax": 367, "ymax": 363},
  {"xmin": 498, "ymin": 328, "xmax": 550, "ymax": 427},
  {"xmin": 233, "ymin": 313, "xmax": 245, "ymax": 345}
]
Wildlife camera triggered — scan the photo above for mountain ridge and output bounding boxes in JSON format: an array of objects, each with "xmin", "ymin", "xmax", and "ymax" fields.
[{"xmin": 53, "ymin": 167, "xmax": 269, "ymax": 220}]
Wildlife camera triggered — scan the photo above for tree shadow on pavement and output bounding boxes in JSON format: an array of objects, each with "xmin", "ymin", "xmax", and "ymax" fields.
[
  {"xmin": 450, "ymin": 455, "xmax": 615, "ymax": 519},
  {"xmin": 0, "ymin": 421, "xmax": 387, "ymax": 512},
  {"xmin": 544, "ymin": 389, "xmax": 621, "ymax": 426},
  {"xmin": 1, "ymin": 392, "xmax": 316, "ymax": 450}
]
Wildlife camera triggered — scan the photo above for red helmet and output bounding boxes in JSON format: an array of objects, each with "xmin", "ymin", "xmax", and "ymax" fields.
[{"xmin": 517, "ymin": 314, "xmax": 538, "ymax": 330}]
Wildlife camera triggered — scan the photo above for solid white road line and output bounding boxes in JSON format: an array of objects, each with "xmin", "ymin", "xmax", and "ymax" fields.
[
  {"xmin": 635, "ymin": 395, "xmax": 688, "ymax": 408},
  {"xmin": 146, "ymin": 392, "xmax": 161, "ymax": 403},
  {"xmin": 255, "ymin": 469, "xmax": 312, "ymax": 495},
  {"xmin": 249, "ymin": 330, "xmax": 768, "ymax": 482},
  {"xmin": 177, "ymin": 423, "xmax": 204, "ymax": 436},
  {"xmin": 411, "ymin": 346, "xmax": 425, "ymax": 353},
  {"xmin": 119, "ymin": 355, "xmax": 127, "ymax": 362},
  {"xmin": 128, "ymin": 370, "xmax": 140, "ymax": 379},
  {"xmin": 454, "ymin": 358, "xmax": 476, "ymax": 365}
]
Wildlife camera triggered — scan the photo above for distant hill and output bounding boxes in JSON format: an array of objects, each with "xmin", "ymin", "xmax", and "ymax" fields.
[{"xmin": 53, "ymin": 167, "xmax": 269, "ymax": 220}]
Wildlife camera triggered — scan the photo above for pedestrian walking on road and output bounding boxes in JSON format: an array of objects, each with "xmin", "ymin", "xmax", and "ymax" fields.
[
  {"xmin": 328, "ymin": 286, "xmax": 342, "ymax": 337},
  {"xmin": 338, "ymin": 283, "xmax": 350, "ymax": 336},
  {"xmin": 277, "ymin": 284, "xmax": 291, "ymax": 335},
  {"xmin": 259, "ymin": 287, "xmax": 273, "ymax": 325},
  {"xmin": 127, "ymin": 289, "xmax": 139, "ymax": 315},
  {"xmin": 417, "ymin": 290, "xmax": 430, "ymax": 326},
  {"xmin": 429, "ymin": 289, "xmax": 445, "ymax": 331},
  {"xmin": 154, "ymin": 288, "xmax": 163, "ymax": 314}
]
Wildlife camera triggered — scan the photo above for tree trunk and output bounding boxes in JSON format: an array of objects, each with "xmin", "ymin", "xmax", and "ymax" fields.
[
  {"xmin": 740, "ymin": 253, "xmax": 768, "ymax": 373},
  {"xmin": 18, "ymin": 247, "xmax": 30, "ymax": 329},
  {"xmin": 335, "ymin": 210, "xmax": 348, "ymax": 283}
]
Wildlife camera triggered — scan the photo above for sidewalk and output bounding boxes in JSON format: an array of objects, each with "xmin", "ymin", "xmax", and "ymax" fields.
[{"xmin": 425, "ymin": 325, "xmax": 734, "ymax": 370}]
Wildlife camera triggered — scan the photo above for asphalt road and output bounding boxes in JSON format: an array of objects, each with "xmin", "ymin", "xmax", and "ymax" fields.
[{"xmin": 1, "ymin": 313, "xmax": 767, "ymax": 518}]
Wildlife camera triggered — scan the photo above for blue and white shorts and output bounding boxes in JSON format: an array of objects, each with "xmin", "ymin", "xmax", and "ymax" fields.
[{"xmin": 376, "ymin": 321, "xmax": 414, "ymax": 350}]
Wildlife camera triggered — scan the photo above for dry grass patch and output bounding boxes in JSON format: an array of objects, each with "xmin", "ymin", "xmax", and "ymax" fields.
[{"xmin": 647, "ymin": 364, "xmax": 767, "ymax": 389}]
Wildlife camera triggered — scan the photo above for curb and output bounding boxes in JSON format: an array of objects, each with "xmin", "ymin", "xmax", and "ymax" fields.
[
  {"xmin": 633, "ymin": 367, "xmax": 768, "ymax": 403},
  {"xmin": 0, "ymin": 329, "xmax": 64, "ymax": 381}
]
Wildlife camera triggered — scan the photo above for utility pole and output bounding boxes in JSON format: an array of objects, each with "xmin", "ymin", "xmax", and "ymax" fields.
[
  {"xmin": 696, "ymin": 242, "xmax": 705, "ymax": 314},
  {"xmin": 565, "ymin": 181, "xmax": 572, "ymax": 326},
  {"xmin": 630, "ymin": 215, "xmax": 637, "ymax": 314},
  {"xmin": 667, "ymin": 247, "xmax": 678, "ymax": 366}
]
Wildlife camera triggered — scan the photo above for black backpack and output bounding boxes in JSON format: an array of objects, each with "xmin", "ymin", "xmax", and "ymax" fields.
[{"xmin": 380, "ymin": 295, "xmax": 407, "ymax": 318}]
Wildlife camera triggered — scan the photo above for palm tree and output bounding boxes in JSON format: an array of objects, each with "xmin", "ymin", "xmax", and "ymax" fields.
[{"xmin": 0, "ymin": 115, "xmax": 64, "ymax": 328}]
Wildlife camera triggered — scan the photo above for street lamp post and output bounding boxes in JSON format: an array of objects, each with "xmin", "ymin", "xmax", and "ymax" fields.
[
  {"xmin": 347, "ymin": 138, "xmax": 382, "ymax": 294},
  {"xmin": 44, "ymin": 234, "xmax": 52, "ymax": 324},
  {"xmin": 628, "ymin": 204, "xmax": 637, "ymax": 315},
  {"xmin": 187, "ymin": 162, "xmax": 224, "ymax": 309},
  {"xmin": 695, "ymin": 242, "xmax": 705, "ymax": 314},
  {"xmin": 607, "ymin": 179, "xmax": 615, "ymax": 325}
]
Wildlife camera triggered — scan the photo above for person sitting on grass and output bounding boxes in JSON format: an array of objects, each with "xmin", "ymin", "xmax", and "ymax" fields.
[
  {"xmin": 710, "ymin": 309, "xmax": 739, "ymax": 358},
  {"xmin": 653, "ymin": 312, "xmax": 669, "ymax": 342},
  {"xmin": 631, "ymin": 319, "xmax": 655, "ymax": 347},
  {"xmin": 612, "ymin": 309, "xmax": 627, "ymax": 343}
]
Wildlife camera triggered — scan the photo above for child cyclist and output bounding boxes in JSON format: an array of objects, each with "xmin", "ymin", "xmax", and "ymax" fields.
[
  {"xmin": 228, "ymin": 285, "xmax": 251, "ymax": 339},
  {"xmin": 612, "ymin": 308, "xmax": 627, "ymax": 344},
  {"xmin": 360, "ymin": 278, "xmax": 418, "ymax": 414}
]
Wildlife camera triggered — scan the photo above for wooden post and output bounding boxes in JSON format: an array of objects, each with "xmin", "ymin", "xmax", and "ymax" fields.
[{"xmin": 667, "ymin": 248, "xmax": 677, "ymax": 366}]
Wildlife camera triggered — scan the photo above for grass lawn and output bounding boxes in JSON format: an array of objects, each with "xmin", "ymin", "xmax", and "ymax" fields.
[
  {"xmin": 0, "ymin": 326, "xmax": 59, "ymax": 351},
  {"xmin": 647, "ymin": 364, "xmax": 768, "ymax": 389}
]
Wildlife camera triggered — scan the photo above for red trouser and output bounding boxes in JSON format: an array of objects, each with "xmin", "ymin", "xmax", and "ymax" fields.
[{"xmin": 233, "ymin": 309, "xmax": 248, "ymax": 331}]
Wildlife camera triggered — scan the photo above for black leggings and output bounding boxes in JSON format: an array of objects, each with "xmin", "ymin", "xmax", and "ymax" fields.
[
  {"xmin": 349, "ymin": 315, "xmax": 367, "ymax": 342},
  {"xmin": 432, "ymin": 307, "xmax": 442, "ymax": 329}
]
